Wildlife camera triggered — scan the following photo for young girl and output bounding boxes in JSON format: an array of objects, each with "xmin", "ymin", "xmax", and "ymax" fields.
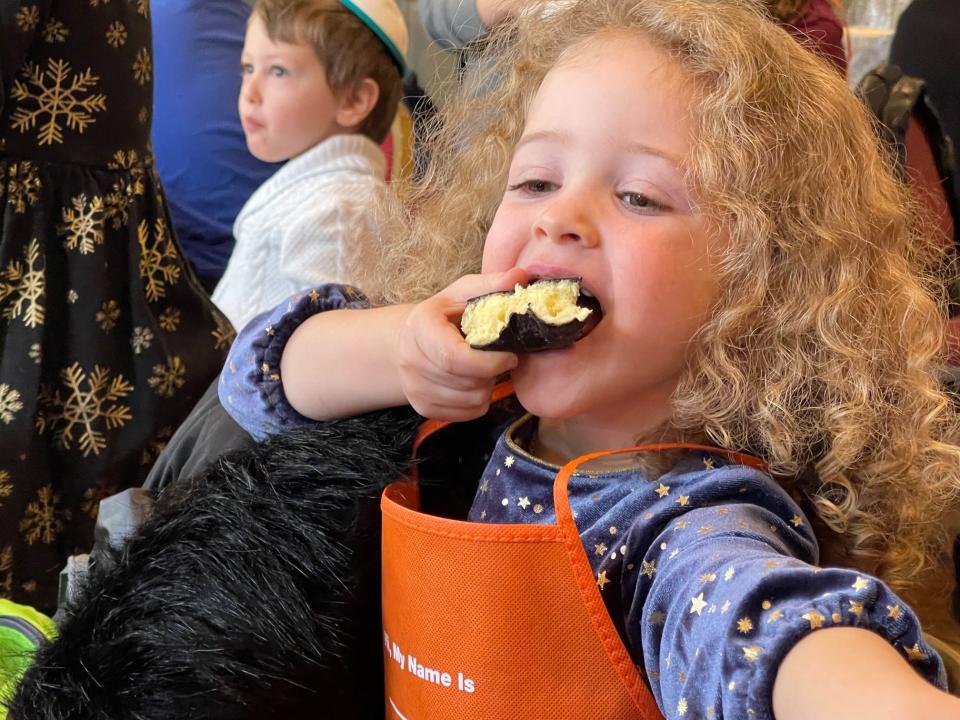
[
  {"xmin": 9, "ymin": 0, "xmax": 960, "ymax": 717},
  {"xmin": 219, "ymin": 0, "xmax": 960, "ymax": 715}
]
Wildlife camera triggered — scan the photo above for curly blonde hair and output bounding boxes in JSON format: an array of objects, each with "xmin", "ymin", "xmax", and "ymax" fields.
[{"xmin": 360, "ymin": 0, "xmax": 960, "ymax": 596}]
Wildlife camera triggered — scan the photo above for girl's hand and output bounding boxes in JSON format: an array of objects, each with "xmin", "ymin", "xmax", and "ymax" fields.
[{"xmin": 395, "ymin": 268, "xmax": 529, "ymax": 421}]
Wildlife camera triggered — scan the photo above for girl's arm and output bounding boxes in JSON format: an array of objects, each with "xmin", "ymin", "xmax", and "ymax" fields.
[
  {"xmin": 620, "ymin": 461, "xmax": 948, "ymax": 720},
  {"xmin": 220, "ymin": 270, "xmax": 526, "ymax": 438},
  {"xmin": 773, "ymin": 627, "xmax": 960, "ymax": 718},
  {"xmin": 280, "ymin": 270, "xmax": 526, "ymax": 421}
]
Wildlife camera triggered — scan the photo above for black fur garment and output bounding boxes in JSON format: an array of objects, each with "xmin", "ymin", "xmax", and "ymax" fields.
[{"xmin": 8, "ymin": 406, "xmax": 421, "ymax": 720}]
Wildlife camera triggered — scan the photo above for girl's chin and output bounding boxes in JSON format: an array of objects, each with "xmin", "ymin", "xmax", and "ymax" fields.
[{"xmin": 510, "ymin": 354, "xmax": 585, "ymax": 420}]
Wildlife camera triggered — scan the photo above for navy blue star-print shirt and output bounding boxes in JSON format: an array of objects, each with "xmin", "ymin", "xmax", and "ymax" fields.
[{"xmin": 221, "ymin": 285, "xmax": 947, "ymax": 720}]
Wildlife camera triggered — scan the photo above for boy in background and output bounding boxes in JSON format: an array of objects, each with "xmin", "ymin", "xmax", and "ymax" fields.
[{"xmin": 212, "ymin": 0, "xmax": 406, "ymax": 331}]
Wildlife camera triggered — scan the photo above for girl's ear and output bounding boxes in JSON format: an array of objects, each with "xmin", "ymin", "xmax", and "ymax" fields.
[{"xmin": 336, "ymin": 78, "xmax": 380, "ymax": 130}]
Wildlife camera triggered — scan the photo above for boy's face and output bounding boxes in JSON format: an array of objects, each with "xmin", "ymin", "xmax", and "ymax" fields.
[
  {"xmin": 481, "ymin": 34, "xmax": 721, "ymax": 446},
  {"xmin": 239, "ymin": 13, "xmax": 345, "ymax": 162}
]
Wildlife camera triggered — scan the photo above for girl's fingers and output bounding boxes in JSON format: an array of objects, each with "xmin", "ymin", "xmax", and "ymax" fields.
[
  {"xmin": 416, "ymin": 311, "xmax": 518, "ymax": 379},
  {"xmin": 436, "ymin": 267, "xmax": 530, "ymax": 310}
]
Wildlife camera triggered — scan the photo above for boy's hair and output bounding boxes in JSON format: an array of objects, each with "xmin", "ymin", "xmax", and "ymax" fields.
[
  {"xmin": 370, "ymin": 0, "xmax": 960, "ymax": 597},
  {"xmin": 254, "ymin": 0, "xmax": 401, "ymax": 143}
]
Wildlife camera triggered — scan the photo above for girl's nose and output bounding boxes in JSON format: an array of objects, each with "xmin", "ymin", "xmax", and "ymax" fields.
[{"xmin": 532, "ymin": 195, "xmax": 600, "ymax": 247}]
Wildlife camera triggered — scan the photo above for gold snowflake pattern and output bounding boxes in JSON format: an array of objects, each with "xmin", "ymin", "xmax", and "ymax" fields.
[
  {"xmin": 0, "ymin": 384, "xmax": 24, "ymax": 424},
  {"xmin": 130, "ymin": 326, "xmax": 154, "ymax": 354},
  {"xmin": 42, "ymin": 18, "xmax": 69, "ymax": 43},
  {"xmin": 80, "ymin": 479, "xmax": 118, "ymax": 520},
  {"xmin": 141, "ymin": 426, "xmax": 172, "ymax": 466},
  {"xmin": 158, "ymin": 307, "xmax": 180, "ymax": 332},
  {"xmin": 89, "ymin": 0, "xmax": 112, "ymax": 5},
  {"xmin": 137, "ymin": 106, "xmax": 149, "ymax": 125},
  {"xmin": 59, "ymin": 194, "xmax": 105, "ymax": 254},
  {"xmin": 96, "ymin": 299, "xmax": 120, "ymax": 331},
  {"xmin": 15, "ymin": 5, "xmax": 40, "ymax": 31},
  {"xmin": 211, "ymin": 310, "xmax": 235, "ymax": 350},
  {"xmin": 132, "ymin": 47, "xmax": 151, "ymax": 85},
  {"xmin": 148, "ymin": 356, "xmax": 186, "ymax": 398},
  {"xmin": 36, "ymin": 363, "xmax": 133, "ymax": 456},
  {"xmin": 11, "ymin": 59, "xmax": 107, "ymax": 146},
  {"xmin": 19, "ymin": 485, "xmax": 65, "ymax": 545},
  {"xmin": 136, "ymin": 0, "xmax": 149, "ymax": 17},
  {"xmin": 5, "ymin": 160, "xmax": 42, "ymax": 213},
  {"xmin": 29, "ymin": 343, "xmax": 41, "ymax": 364},
  {"xmin": 105, "ymin": 21, "xmax": 127, "ymax": 47},
  {"xmin": 0, "ymin": 470, "xmax": 12, "ymax": 507},
  {"xmin": 0, "ymin": 239, "xmax": 45, "ymax": 328},
  {"xmin": 67, "ymin": 288, "xmax": 78, "ymax": 304},
  {"xmin": 0, "ymin": 546, "xmax": 12, "ymax": 596},
  {"xmin": 138, "ymin": 219, "xmax": 180, "ymax": 302}
]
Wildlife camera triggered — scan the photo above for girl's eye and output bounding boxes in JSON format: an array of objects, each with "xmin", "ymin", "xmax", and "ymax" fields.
[
  {"xmin": 241, "ymin": 63, "xmax": 253, "ymax": 75},
  {"xmin": 270, "ymin": 65, "xmax": 289, "ymax": 77},
  {"xmin": 507, "ymin": 179, "xmax": 557, "ymax": 194},
  {"xmin": 619, "ymin": 192, "xmax": 664, "ymax": 211}
]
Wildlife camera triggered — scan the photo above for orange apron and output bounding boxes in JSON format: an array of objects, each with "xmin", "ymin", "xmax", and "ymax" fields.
[{"xmin": 381, "ymin": 399, "xmax": 765, "ymax": 720}]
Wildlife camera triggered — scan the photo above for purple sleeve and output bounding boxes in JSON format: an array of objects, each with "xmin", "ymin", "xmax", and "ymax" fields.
[
  {"xmin": 218, "ymin": 284, "xmax": 370, "ymax": 440},
  {"xmin": 623, "ymin": 466, "xmax": 945, "ymax": 719}
]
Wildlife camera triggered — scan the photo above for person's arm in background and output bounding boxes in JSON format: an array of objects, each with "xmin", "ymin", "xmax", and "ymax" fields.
[{"xmin": 415, "ymin": 0, "xmax": 534, "ymax": 48}]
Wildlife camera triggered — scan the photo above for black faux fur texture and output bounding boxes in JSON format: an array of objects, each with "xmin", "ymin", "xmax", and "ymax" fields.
[{"xmin": 8, "ymin": 406, "xmax": 421, "ymax": 720}]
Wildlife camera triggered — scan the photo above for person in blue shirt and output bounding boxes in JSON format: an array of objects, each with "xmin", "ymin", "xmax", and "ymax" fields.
[{"xmin": 151, "ymin": 0, "xmax": 283, "ymax": 291}]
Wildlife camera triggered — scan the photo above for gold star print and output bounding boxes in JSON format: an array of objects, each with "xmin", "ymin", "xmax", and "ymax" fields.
[
  {"xmin": 609, "ymin": 526, "xmax": 618, "ymax": 535},
  {"xmin": 595, "ymin": 543, "xmax": 608, "ymax": 556},
  {"xmin": 761, "ymin": 600, "xmax": 772, "ymax": 610},
  {"xmin": 700, "ymin": 573, "xmax": 716, "ymax": 583},
  {"xmin": 676, "ymin": 495, "xmax": 690, "ymax": 507},
  {"xmin": 669, "ymin": 549, "xmax": 680, "ymax": 559},
  {"xmin": 767, "ymin": 609, "xmax": 784, "ymax": 623},
  {"xmin": 721, "ymin": 601, "xmax": 731, "ymax": 614},
  {"xmin": 677, "ymin": 698, "xmax": 688, "ymax": 716},
  {"xmin": 852, "ymin": 576, "xmax": 869, "ymax": 591},
  {"xmin": 790, "ymin": 515, "xmax": 804, "ymax": 527},
  {"xmin": 703, "ymin": 456, "xmax": 715, "ymax": 470},
  {"xmin": 690, "ymin": 593, "xmax": 708, "ymax": 615},
  {"xmin": 265, "ymin": 325, "xmax": 275, "ymax": 336},
  {"xmin": 737, "ymin": 617, "xmax": 754, "ymax": 634},
  {"xmin": 308, "ymin": 290, "xmax": 320, "ymax": 302},
  {"xmin": 596, "ymin": 571, "xmax": 610, "ymax": 590},
  {"xmin": 675, "ymin": 520, "xmax": 689, "ymax": 530},
  {"xmin": 848, "ymin": 600, "xmax": 864, "ymax": 618},
  {"xmin": 480, "ymin": 510, "xmax": 486, "ymax": 519},
  {"xmin": 533, "ymin": 504, "xmax": 544, "ymax": 514},
  {"xmin": 698, "ymin": 525, "xmax": 712, "ymax": 535},
  {"xmin": 640, "ymin": 560, "xmax": 656, "ymax": 578},
  {"xmin": 479, "ymin": 479, "xmax": 489, "ymax": 493},
  {"xmin": 517, "ymin": 496, "xmax": 530, "ymax": 510},
  {"xmin": 501, "ymin": 498, "xmax": 509, "ymax": 506},
  {"xmin": 742, "ymin": 646, "xmax": 763, "ymax": 662},
  {"xmin": 504, "ymin": 455, "xmax": 515, "ymax": 468},
  {"xmin": 648, "ymin": 610, "xmax": 666, "ymax": 625},
  {"xmin": 764, "ymin": 560, "xmax": 779, "ymax": 570},
  {"xmin": 708, "ymin": 604, "xmax": 718, "ymax": 614},
  {"xmin": 904, "ymin": 644, "xmax": 929, "ymax": 662},
  {"xmin": 802, "ymin": 610, "xmax": 825, "ymax": 629},
  {"xmin": 655, "ymin": 483, "xmax": 670, "ymax": 497},
  {"xmin": 706, "ymin": 707, "xmax": 716, "ymax": 719},
  {"xmin": 716, "ymin": 507, "xmax": 729, "ymax": 515},
  {"xmin": 724, "ymin": 567, "xmax": 735, "ymax": 581},
  {"xmin": 643, "ymin": 512, "xmax": 653, "ymax": 521},
  {"xmin": 832, "ymin": 612, "xmax": 842, "ymax": 623},
  {"xmin": 887, "ymin": 605, "xmax": 902, "ymax": 620},
  {"xmin": 810, "ymin": 566, "xmax": 823, "ymax": 573}
]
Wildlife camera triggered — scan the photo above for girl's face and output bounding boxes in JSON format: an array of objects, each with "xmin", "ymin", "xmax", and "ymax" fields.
[
  {"xmin": 238, "ymin": 14, "xmax": 344, "ymax": 162},
  {"xmin": 482, "ymin": 33, "xmax": 721, "ymax": 447}
]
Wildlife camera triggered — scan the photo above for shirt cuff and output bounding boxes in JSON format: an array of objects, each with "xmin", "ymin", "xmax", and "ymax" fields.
[{"xmin": 218, "ymin": 284, "xmax": 370, "ymax": 439}]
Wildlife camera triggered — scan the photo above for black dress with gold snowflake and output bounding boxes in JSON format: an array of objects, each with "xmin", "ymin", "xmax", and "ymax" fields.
[{"xmin": 0, "ymin": 0, "xmax": 234, "ymax": 611}]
